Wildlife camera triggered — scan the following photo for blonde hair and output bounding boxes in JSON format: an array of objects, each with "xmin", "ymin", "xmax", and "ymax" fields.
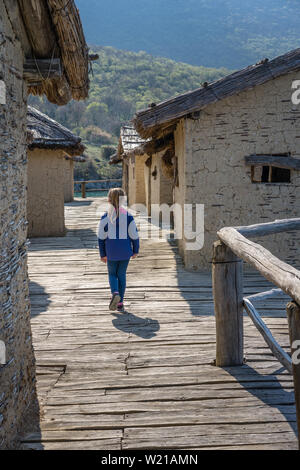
[{"xmin": 108, "ymin": 188, "xmax": 125, "ymax": 222}]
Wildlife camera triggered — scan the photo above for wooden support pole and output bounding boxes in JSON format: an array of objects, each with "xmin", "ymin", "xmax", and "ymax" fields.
[
  {"xmin": 213, "ymin": 240, "xmax": 244, "ymax": 367},
  {"xmin": 286, "ymin": 301, "xmax": 300, "ymax": 449},
  {"xmin": 81, "ymin": 183, "xmax": 86, "ymax": 199}
]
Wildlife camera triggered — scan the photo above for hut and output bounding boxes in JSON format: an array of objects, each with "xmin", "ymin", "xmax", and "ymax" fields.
[
  {"xmin": 64, "ymin": 155, "xmax": 86, "ymax": 203},
  {"xmin": 0, "ymin": 0, "xmax": 89, "ymax": 448},
  {"xmin": 27, "ymin": 107, "xmax": 85, "ymax": 237},
  {"xmin": 112, "ymin": 125, "xmax": 173, "ymax": 213},
  {"xmin": 134, "ymin": 49, "xmax": 300, "ymax": 270}
]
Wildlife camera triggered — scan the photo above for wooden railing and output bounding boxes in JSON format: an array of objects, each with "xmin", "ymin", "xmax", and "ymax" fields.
[
  {"xmin": 213, "ymin": 218, "xmax": 300, "ymax": 447},
  {"xmin": 74, "ymin": 179, "xmax": 122, "ymax": 198}
]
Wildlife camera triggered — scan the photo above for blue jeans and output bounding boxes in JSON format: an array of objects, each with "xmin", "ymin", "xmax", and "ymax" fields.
[{"xmin": 107, "ymin": 260, "xmax": 130, "ymax": 302}]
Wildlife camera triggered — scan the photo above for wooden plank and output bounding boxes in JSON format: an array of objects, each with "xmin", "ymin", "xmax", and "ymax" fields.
[
  {"xmin": 245, "ymin": 154, "xmax": 300, "ymax": 171},
  {"xmin": 23, "ymin": 196, "xmax": 297, "ymax": 450},
  {"xmin": 243, "ymin": 298, "xmax": 292, "ymax": 374},
  {"xmin": 217, "ymin": 227, "xmax": 300, "ymax": 305},
  {"xmin": 123, "ymin": 431, "xmax": 297, "ymax": 450},
  {"xmin": 22, "ymin": 429, "xmax": 122, "ymax": 443},
  {"xmin": 246, "ymin": 288, "xmax": 289, "ymax": 302},
  {"xmin": 22, "ymin": 438, "xmax": 121, "ymax": 450},
  {"xmin": 235, "ymin": 218, "xmax": 300, "ymax": 238}
]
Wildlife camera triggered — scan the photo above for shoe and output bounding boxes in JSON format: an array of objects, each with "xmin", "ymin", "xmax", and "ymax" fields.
[
  {"xmin": 117, "ymin": 302, "xmax": 125, "ymax": 313},
  {"xmin": 109, "ymin": 292, "xmax": 121, "ymax": 311}
]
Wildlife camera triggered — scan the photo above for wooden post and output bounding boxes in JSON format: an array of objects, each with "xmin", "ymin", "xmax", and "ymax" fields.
[
  {"xmin": 81, "ymin": 182, "xmax": 86, "ymax": 199},
  {"xmin": 213, "ymin": 240, "xmax": 244, "ymax": 367},
  {"xmin": 286, "ymin": 301, "xmax": 300, "ymax": 449}
]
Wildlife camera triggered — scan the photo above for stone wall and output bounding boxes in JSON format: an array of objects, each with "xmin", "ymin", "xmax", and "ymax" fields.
[
  {"xmin": 150, "ymin": 152, "xmax": 173, "ymax": 207},
  {"xmin": 27, "ymin": 149, "xmax": 66, "ymax": 237},
  {"xmin": 0, "ymin": 1, "xmax": 36, "ymax": 448},
  {"xmin": 64, "ymin": 158, "xmax": 74, "ymax": 203},
  {"xmin": 126, "ymin": 155, "xmax": 147, "ymax": 207},
  {"xmin": 175, "ymin": 71, "xmax": 300, "ymax": 270},
  {"xmin": 174, "ymin": 119, "xmax": 189, "ymax": 261}
]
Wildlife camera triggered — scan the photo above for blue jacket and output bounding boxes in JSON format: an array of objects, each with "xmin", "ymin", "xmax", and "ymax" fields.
[{"xmin": 98, "ymin": 209, "xmax": 140, "ymax": 261}]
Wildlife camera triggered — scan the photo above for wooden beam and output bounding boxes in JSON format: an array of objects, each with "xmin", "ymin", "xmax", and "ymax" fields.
[
  {"xmin": 18, "ymin": 0, "xmax": 57, "ymax": 57},
  {"xmin": 212, "ymin": 241, "xmax": 244, "ymax": 367},
  {"xmin": 144, "ymin": 133, "xmax": 174, "ymax": 155},
  {"xmin": 245, "ymin": 155, "xmax": 300, "ymax": 171},
  {"xmin": 24, "ymin": 58, "xmax": 62, "ymax": 83},
  {"xmin": 246, "ymin": 288, "xmax": 289, "ymax": 302},
  {"xmin": 243, "ymin": 298, "xmax": 292, "ymax": 374},
  {"xmin": 74, "ymin": 180, "xmax": 122, "ymax": 184},
  {"xmin": 217, "ymin": 227, "xmax": 300, "ymax": 305},
  {"xmin": 286, "ymin": 301, "xmax": 300, "ymax": 449},
  {"xmin": 235, "ymin": 218, "xmax": 300, "ymax": 238}
]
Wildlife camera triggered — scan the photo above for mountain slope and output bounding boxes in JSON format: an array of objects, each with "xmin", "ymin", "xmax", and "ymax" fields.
[
  {"xmin": 76, "ymin": 0, "xmax": 300, "ymax": 69},
  {"xmin": 29, "ymin": 46, "xmax": 228, "ymax": 138},
  {"xmin": 29, "ymin": 46, "xmax": 228, "ymax": 179}
]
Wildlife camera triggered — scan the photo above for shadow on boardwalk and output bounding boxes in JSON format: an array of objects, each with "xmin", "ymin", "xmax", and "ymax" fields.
[
  {"xmin": 226, "ymin": 364, "xmax": 297, "ymax": 436},
  {"xmin": 29, "ymin": 281, "xmax": 51, "ymax": 318},
  {"xmin": 24, "ymin": 199, "xmax": 298, "ymax": 449},
  {"xmin": 168, "ymin": 240, "xmax": 214, "ymax": 317},
  {"xmin": 29, "ymin": 228, "xmax": 97, "ymax": 251},
  {"xmin": 169, "ymin": 237, "xmax": 297, "ymax": 439},
  {"xmin": 112, "ymin": 312, "xmax": 160, "ymax": 339},
  {"xmin": 65, "ymin": 200, "xmax": 93, "ymax": 207}
]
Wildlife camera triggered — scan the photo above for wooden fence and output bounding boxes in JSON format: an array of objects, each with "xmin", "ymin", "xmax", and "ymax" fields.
[
  {"xmin": 212, "ymin": 218, "xmax": 300, "ymax": 448},
  {"xmin": 74, "ymin": 179, "xmax": 122, "ymax": 198}
]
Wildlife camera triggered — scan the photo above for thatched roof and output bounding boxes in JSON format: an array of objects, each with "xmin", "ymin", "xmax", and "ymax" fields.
[
  {"xmin": 110, "ymin": 125, "xmax": 175, "ymax": 165},
  {"xmin": 134, "ymin": 48, "xmax": 300, "ymax": 139},
  {"xmin": 27, "ymin": 106, "xmax": 85, "ymax": 156},
  {"xmin": 65, "ymin": 155, "xmax": 87, "ymax": 163},
  {"xmin": 109, "ymin": 125, "xmax": 146, "ymax": 165},
  {"xmin": 17, "ymin": 0, "xmax": 89, "ymax": 105},
  {"xmin": 109, "ymin": 153, "xmax": 122, "ymax": 165},
  {"xmin": 120, "ymin": 125, "xmax": 146, "ymax": 153},
  {"xmin": 115, "ymin": 125, "xmax": 148, "ymax": 162}
]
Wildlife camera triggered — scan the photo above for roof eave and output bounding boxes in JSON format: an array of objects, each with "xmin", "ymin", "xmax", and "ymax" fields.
[{"xmin": 134, "ymin": 47, "xmax": 300, "ymax": 139}]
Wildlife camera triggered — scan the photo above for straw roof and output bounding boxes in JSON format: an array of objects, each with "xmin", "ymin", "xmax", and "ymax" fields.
[
  {"xmin": 27, "ymin": 106, "xmax": 85, "ymax": 157},
  {"xmin": 110, "ymin": 125, "xmax": 175, "ymax": 165},
  {"xmin": 113, "ymin": 125, "xmax": 148, "ymax": 163},
  {"xmin": 65, "ymin": 155, "xmax": 87, "ymax": 163},
  {"xmin": 18, "ymin": 0, "xmax": 89, "ymax": 105},
  {"xmin": 134, "ymin": 48, "xmax": 300, "ymax": 139},
  {"xmin": 109, "ymin": 153, "xmax": 122, "ymax": 165},
  {"xmin": 120, "ymin": 125, "xmax": 146, "ymax": 153}
]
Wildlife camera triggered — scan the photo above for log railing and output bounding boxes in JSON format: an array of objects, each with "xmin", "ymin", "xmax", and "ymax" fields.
[
  {"xmin": 74, "ymin": 179, "xmax": 122, "ymax": 198},
  {"xmin": 213, "ymin": 218, "xmax": 300, "ymax": 447}
]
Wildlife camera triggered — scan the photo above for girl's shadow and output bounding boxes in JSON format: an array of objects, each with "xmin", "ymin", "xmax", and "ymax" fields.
[{"xmin": 111, "ymin": 311, "xmax": 160, "ymax": 339}]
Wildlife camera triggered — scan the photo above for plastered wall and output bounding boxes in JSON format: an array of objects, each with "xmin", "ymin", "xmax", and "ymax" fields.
[{"xmin": 174, "ymin": 72, "xmax": 300, "ymax": 270}]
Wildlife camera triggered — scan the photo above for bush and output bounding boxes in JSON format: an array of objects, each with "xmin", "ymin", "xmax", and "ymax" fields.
[{"xmin": 102, "ymin": 145, "xmax": 116, "ymax": 160}]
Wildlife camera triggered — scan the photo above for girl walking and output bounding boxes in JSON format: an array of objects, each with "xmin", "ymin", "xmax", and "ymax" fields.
[{"xmin": 98, "ymin": 188, "xmax": 139, "ymax": 312}]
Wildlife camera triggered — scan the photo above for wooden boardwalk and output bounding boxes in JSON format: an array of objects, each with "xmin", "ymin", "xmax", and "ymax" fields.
[{"xmin": 22, "ymin": 197, "xmax": 298, "ymax": 450}]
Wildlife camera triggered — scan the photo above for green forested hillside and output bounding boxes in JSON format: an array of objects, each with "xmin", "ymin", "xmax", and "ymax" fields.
[
  {"xmin": 76, "ymin": 0, "xmax": 300, "ymax": 69},
  {"xmin": 29, "ymin": 46, "xmax": 228, "ymax": 179}
]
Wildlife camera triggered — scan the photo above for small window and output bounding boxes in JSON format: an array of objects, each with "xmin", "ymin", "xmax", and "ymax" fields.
[
  {"xmin": 251, "ymin": 165, "xmax": 291, "ymax": 183},
  {"xmin": 271, "ymin": 167, "xmax": 290, "ymax": 183}
]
